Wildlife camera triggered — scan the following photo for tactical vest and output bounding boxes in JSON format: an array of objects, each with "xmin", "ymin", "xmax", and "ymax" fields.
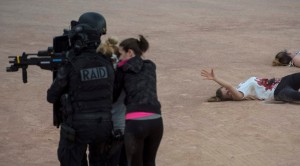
[{"xmin": 68, "ymin": 52, "xmax": 114, "ymax": 114}]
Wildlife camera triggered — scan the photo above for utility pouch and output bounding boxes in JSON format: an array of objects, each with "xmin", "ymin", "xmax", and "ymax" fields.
[
  {"xmin": 60, "ymin": 123, "xmax": 76, "ymax": 142},
  {"xmin": 60, "ymin": 94, "xmax": 73, "ymax": 116}
]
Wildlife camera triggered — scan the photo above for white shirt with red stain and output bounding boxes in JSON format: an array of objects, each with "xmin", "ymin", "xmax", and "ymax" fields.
[{"xmin": 236, "ymin": 77, "xmax": 281, "ymax": 100}]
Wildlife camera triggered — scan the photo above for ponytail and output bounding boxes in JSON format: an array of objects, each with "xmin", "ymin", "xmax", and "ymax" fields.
[
  {"xmin": 138, "ymin": 35, "xmax": 149, "ymax": 53},
  {"xmin": 120, "ymin": 35, "xmax": 149, "ymax": 56}
]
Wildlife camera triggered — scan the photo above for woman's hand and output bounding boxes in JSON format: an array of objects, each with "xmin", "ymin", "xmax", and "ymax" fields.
[
  {"xmin": 201, "ymin": 69, "xmax": 215, "ymax": 80},
  {"xmin": 201, "ymin": 68, "xmax": 244, "ymax": 100}
]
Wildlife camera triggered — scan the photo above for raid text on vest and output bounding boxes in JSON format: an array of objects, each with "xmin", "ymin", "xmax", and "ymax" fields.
[{"xmin": 80, "ymin": 67, "xmax": 108, "ymax": 81}]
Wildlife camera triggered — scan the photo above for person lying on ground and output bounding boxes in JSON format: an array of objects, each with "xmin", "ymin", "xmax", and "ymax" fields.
[
  {"xmin": 272, "ymin": 50, "xmax": 300, "ymax": 67},
  {"xmin": 200, "ymin": 69, "xmax": 300, "ymax": 103}
]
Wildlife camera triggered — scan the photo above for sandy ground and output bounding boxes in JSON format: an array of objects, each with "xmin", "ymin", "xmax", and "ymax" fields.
[{"xmin": 1, "ymin": 0, "xmax": 300, "ymax": 165}]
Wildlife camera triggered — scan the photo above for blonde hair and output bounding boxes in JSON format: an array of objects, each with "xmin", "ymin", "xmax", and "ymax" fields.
[{"xmin": 96, "ymin": 37, "xmax": 119, "ymax": 57}]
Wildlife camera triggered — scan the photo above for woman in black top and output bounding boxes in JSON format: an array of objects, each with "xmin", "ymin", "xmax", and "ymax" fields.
[{"xmin": 114, "ymin": 35, "xmax": 163, "ymax": 166}]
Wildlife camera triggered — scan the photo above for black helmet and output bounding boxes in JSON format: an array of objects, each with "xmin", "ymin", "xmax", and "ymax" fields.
[{"xmin": 78, "ymin": 12, "xmax": 107, "ymax": 35}]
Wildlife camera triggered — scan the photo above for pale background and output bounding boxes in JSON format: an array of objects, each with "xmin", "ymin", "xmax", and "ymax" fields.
[{"xmin": 0, "ymin": 0, "xmax": 300, "ymax": 165}]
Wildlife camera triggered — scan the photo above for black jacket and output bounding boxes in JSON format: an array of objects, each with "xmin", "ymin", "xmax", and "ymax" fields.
[{"xmin": 114, "ymin": 56, "xmax": 161, "ymax": 114}]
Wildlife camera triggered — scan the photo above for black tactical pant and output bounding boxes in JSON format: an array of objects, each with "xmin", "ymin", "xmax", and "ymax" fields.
[{"xmin": 58, "ymin": 114, "xmax": 112, "ymax": 166}]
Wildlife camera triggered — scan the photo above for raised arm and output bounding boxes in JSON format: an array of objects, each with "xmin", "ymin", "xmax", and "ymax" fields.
[{"xmin": 200, "ymin": 69, "xmax": 244, "ymax": 100}]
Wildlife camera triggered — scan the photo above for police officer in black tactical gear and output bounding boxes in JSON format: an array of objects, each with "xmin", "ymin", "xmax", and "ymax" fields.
[{"xmin": 47, "ymin": 12, "xmax": 114, "ymax": 166}]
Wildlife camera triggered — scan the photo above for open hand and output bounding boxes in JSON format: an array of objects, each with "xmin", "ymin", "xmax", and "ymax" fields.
[{"xmin": 201, "ymin": 69, "xmax": 215, "ymax": 80}]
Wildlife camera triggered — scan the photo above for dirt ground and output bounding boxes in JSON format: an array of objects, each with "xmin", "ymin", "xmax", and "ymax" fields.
[{"xmin": 1, "ymin": 0, "xmax": 300, "ymax": 165}]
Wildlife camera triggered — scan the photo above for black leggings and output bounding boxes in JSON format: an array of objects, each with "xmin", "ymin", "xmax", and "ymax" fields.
[
  {"xmin": 274, "ymin": 72, "xmax": 300, "ymax": 102},
  {"xmin": 125, "ymin": 118, "xmax": 163, "ymax": 166}
]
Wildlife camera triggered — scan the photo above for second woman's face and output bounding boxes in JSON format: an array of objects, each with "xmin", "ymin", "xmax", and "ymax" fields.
[{"xmin": 119, "ymin": 47, "xmax": 134, "ymax": 61}]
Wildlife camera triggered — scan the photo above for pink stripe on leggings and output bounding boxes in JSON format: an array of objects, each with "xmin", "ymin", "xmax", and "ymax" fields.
[{"xmin": 125, "ymin": 112, "xmax": 155, "ymax": 120}]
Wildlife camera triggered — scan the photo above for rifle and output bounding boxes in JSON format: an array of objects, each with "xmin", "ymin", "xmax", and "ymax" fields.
[{"xmin": 6, "ymin": 34, "xmax": 73, "ymax": 128}]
